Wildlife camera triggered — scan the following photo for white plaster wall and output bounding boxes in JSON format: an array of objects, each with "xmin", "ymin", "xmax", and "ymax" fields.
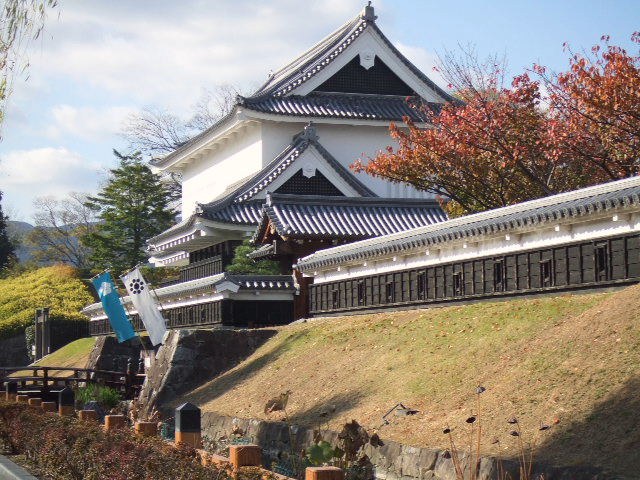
[
  {"xmin": 181, "ymin": 124, "xmax": 263, "ymax": 217},
  {"xmin": 260, "ymin": 120, "xmax": 433, "ymax": 199},
  {"xmin": 311, "ymin": 213, "xmax": 640, "ymax": 284}
]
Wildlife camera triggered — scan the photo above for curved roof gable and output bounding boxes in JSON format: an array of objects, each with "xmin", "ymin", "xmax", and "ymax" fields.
[{"xmin": 252, "ymin": 4, "xmax": 455, "ymax": 103}]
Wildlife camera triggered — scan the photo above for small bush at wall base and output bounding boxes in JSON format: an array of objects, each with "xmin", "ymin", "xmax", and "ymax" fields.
[
  {"xmin": 75, "ymin": 384, "xmax": 122, "ymax": 410},
  {"xmin": 0, "ymin": 401, "xmax": 265, "ymax": 480}
]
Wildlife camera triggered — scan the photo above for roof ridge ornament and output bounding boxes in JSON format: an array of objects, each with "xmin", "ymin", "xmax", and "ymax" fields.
[
  {"xmin": 361, "ymin": 1, "xmax": 377, "ymax": 22},
  {"xmin": 298, "ymin": 122, "xmax": 319, "ymax": 142}
]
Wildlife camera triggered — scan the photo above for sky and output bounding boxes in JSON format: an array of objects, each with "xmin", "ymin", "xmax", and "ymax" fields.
[{"xmin": 0, "ymin": 0, "xmax": 637, "ymax": 221}]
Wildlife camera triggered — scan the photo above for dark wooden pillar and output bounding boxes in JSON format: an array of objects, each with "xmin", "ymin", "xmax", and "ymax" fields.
[
  {"xmin": 293, "ymin": 269, "xmax": 312, "ymax": 320},
  {"xmin": 34, "ymin": 308, "xmax": 51, "ymax": 361}
]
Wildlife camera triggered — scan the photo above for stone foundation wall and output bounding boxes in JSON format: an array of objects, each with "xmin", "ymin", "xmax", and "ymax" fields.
[
  {"xmin": 138, "ymin": 328, "xmax": 277, "ymax": 417},
  {"xmin": 0, "ymin": 334, "xmax": 30, "ymax": 366},
  {"xmin": 86, "ymin": 335, "xmax": 142, "ymax": 372},
  {"xmin": 200, "ymin": 412, "xmax": 608, "ymax": 480}
]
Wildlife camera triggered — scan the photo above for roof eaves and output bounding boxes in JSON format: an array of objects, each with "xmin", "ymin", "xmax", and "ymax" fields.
[{"xmin": 296, "ymin": 177, "xmax": 640, "ymax": 271}]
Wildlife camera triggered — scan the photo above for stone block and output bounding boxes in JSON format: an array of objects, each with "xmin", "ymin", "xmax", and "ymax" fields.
[
  {"xmin": 16, "ymin": 395, "xmax": 29, "ymax": 403},
  {"xmin": 27, "ymin": 398, "xmax": 42, "ymax": 407}
]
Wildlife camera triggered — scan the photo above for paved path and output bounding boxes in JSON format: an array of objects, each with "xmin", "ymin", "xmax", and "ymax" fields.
[{"xmin": 0, "ymin": 454, "xmax": 38, "ymax": 479}]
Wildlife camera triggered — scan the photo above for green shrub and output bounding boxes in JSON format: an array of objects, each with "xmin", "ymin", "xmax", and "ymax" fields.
[
  {"xmin": 0, "ymin": 401, "xmax": 265, "ymax": 480},
  {"xmin": 0, "ymin": 265, "xmax": 92, "ymax": 341},
  {"xmin": 226, "ymin": 240, "xmax": 282, "ymax": 275},
  {"xmin": 76, "ymin": 384, "xmax": 122, "ymax": 410}
]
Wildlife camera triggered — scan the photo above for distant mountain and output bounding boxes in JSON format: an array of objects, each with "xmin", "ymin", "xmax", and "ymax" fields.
[{"xmin": 7, "ymin": 221, "xmax": 35, "ymax": 263}]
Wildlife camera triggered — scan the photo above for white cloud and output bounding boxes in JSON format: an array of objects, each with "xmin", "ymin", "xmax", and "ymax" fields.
[
  {"xmin": 28, "ymin": 0, "xmax": 366, "ymax": 109},
  {"xmin": 45, "ymin": 105, "xmax": 135, "ymax": 140},
  {"xmin": 395, "ymin": 42, "xmax": 448, "ymax": 89},
  {"xmin": 0, "ymin": 148, "xmax": 103, "ymax": 212}
]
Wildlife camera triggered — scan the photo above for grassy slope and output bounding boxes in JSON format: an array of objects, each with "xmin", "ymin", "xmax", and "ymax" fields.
[
  {"xmin": 33, "ymin": 337, "xmax": 96, "ymax": 370},
  {"xmin": 180, "ymin": 287, "xmax": 640, "ymax": 476}
]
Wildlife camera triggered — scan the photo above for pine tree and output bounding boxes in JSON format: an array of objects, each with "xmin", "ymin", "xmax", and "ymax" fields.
[
  {"xmin": 226, "ymin": 240, "xmax": 281, "ymax": 275},
  {"xmin": 82, "ymin": 151, "xmax": 177, "ymax": 273},
  {"xmin": 0, "ymin": 192, "xmax": 15, "ymax": 270}
]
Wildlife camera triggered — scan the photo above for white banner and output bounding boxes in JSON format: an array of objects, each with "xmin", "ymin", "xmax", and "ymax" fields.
[{"xmin": 121, "ymin": 268, "xmax": 167, "ymax": 346}]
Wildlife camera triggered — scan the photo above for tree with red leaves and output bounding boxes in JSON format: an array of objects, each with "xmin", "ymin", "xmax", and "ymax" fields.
[{"xmin": 353, "ymin": 34, "xmax": 640, "ymax": 216}]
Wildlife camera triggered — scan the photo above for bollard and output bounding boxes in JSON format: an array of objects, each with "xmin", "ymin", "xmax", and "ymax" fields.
[
  {"xmin": 229, "ymin": 444, "xmax": 262, "ymax": 468},
  {"xmin": 306, "ymin": 467, "xmax": 345, "ymax": 480},
  {"xmin": 16, "ymin": 395, "xmax": 29, "ymax": 403},
  {"xmin": 134, "ymin": 421, "xmax": 158, "ymax": 437},
  {"xmin": 104, "ymin": 415, "xmax": 126, "ymax": 430},
  {"xmin": 41, "ymin": 401, "xmax": 57, "ymax": 412},
  {"xmin": 5, "ymin": 381, "xmax": 17, "ymax": 402},
  {"xmin": 58, "ymin": 386, "xmax": 75, "ymax": 416},
  {"xmin": 175, "ymin": 402, "xmax": 201, "ymax": 448},
  {"xmin": 78, "ymin": 410, "xmax": 99, "ymax": 422},
  {"xmin": 28, "ymin": 398, "xmax": 42, "ymax": 407}
]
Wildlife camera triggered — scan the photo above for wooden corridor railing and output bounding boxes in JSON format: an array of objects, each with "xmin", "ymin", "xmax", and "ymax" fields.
[{"xmin": 0, "ymin": 366, "xmax": 145, "ymax": 399}]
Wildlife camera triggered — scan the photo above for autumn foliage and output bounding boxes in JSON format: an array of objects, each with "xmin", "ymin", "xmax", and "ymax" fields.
[{"xmin": 353, "ymin": 33, "xmax": 640, "ymax": 216}]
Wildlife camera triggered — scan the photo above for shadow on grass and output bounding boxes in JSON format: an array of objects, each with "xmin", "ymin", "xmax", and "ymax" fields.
[
  {"xmin": 183, "ymin": 331, "xmax": 309, "ymax": 406},
  {"xmin": 533, "ymin": 375, "xmax": 640, "ymax": 477},
  {"xmin": 286, "ymin": 390, "xmax": 366, "ymax": 427}
]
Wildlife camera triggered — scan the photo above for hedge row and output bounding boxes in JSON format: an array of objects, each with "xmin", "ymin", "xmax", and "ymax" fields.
[
  {"xmin": 0, "ymin": 402, "xmax": 264, "ymax": 480},
  {"xmin": 0, "ymin": 265, "xmax": 92, "ymax": 340}
]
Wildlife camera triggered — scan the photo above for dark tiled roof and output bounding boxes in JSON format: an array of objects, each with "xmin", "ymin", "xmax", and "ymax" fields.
[
  {"xmin": 82, "ymin": 273, "xmax": 296, "ymax": 315},
  {"xmin": 253, "ymin": 193, "xmax": 447, "ymax": 241},
  {"xmin": 149, "ymin": 125, "xmax": 376, "ymax": 246},
  {"xmin": 296, "ymin": 177, "xmax": 640, "ymax": 271},
  {"xmin": 199, "ymin": 201, "xmax": 263, "ymax": 225},
  {"xmin": 252, "ymin": 6, "xmax": 456, "ymax": 104},
  {"xmin": 151, "ymin": 5, "xmax": 456, "ymax": 169},
  {"xmin": 247, "ymin": 243, "xmax": 276, "ymax": 260},
  {"xmin": 240, "ymin": 94, "xmax": 437, "ymax": 122}
]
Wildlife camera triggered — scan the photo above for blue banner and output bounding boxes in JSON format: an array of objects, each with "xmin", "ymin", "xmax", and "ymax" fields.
[{"xmin": 91, "ymin": 272, "xmax": 137, "ymax": 343}]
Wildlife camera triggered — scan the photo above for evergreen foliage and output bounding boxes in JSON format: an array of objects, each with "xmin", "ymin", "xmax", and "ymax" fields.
[
  {"xmin": 0, "ymin": 265, "xmax": 92, "ymax": 340},
  {"xmin": 0, "ymin": 192, "xmax": 15, "ymax": 270},
  {"xmin": 226, "ymin": 240, "xmax": 281, "ymax": 275},
  {"xmin": 82, "ymin": 151, "xmax": 178, "ymax": 273}
]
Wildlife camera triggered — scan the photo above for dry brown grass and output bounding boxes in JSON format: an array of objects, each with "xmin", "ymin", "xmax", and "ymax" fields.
[{"xmin": 177, "ymin": 287, "xmax": 640, "ymax": 477}]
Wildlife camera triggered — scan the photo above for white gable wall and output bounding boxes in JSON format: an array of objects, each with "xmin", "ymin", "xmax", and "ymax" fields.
[{"xmin": 181, "ymin": 123, "xmax": 263, "ymax": 217}]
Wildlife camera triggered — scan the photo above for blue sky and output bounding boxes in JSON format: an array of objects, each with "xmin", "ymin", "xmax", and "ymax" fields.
[{"xmin": 1, "ymin": 0, "xmax": 637, "ymax": 221}]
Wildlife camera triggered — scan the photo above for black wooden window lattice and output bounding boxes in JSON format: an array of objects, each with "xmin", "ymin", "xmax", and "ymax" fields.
[
  {"xmin": 385, "ymin": 282, "xmax": 395, "ymax": 303},
  {"xmin": 453, "ymin": 272, "xmax": 464, "ymax": 296},
  {"xmin": 417, "ymin": 272, "xmax": 427, "ymax": 299},
  {"xmin": 493, "ymin": 259, "xmax": 505, "ymax": 292},
  {"xmin": 357, "ymin": 281, "xmax": 366, "ymax": 306},
  {"xmin": 595, "ymin": 243, "xmax": 609, "ymax": 281},
  {"xmin": 540, "ymin": 259, "xmax": 553, "ymax": 287}
]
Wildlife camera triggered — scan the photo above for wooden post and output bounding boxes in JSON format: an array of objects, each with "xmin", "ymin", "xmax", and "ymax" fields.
[
  {"xmin": 175, "ymin": 402, "xmax": 201, "ymax": 448},
  {"xmin": 41, "ymin": 401, "xmax": 57, "ymax": 412},
  {"xmin": 28, "ymin": 398, "xmax": 42, "ymax": 407},
  {"xmin": 42, "ymin": 367, "xmax": 49, "ymax": 393},
  {"xmin": 79, "ymin": 410, "xmax": 99, "ymax": 422},
  {"xmin": 134, "ymin": 421, "xmax": 158, "ymax": 436},
  {"xmin": 306, "ymin": 467, "xmax": 345, "ymax": 480},
  {"xmin": 16, "ymin": 395, "xmax": 29, "ymax": 403},
  {"xmin": 229, "ymin": 445, "xmax": 262, "ymax": 468},
  {"xmin": 104, "ymin": 415, "xmax": 126, "ymax": 430},
  {"xmin": 5, "ymin": 380, "xmax": 17, "ymax": 402},
  {"xmin": 58, "ymin": 386, "xmax": 75, "ymax": 416}
]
